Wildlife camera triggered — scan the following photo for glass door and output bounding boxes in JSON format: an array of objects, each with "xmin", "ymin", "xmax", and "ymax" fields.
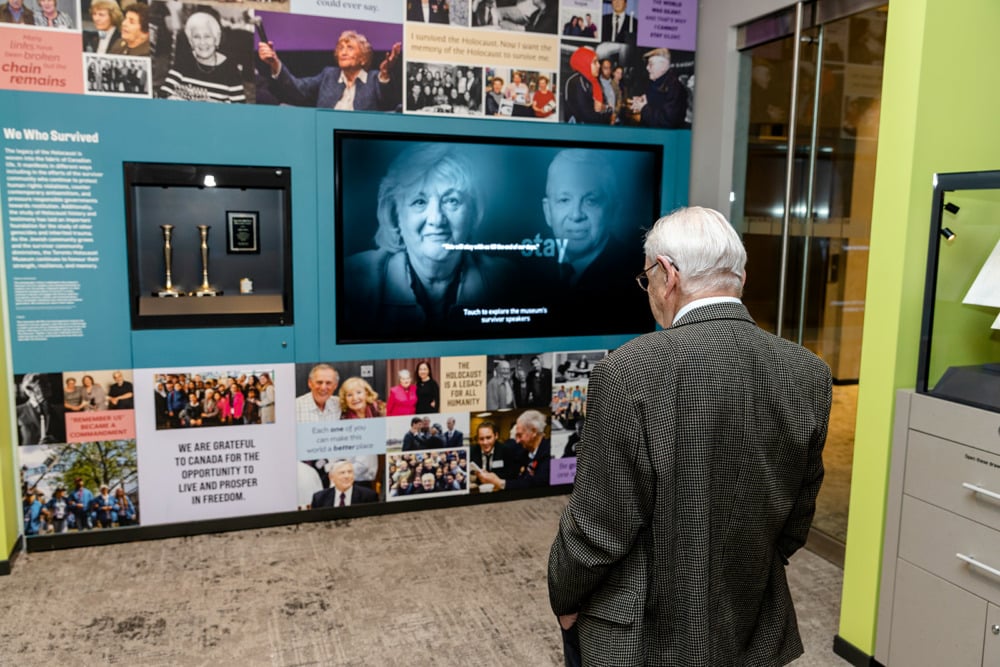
[{"xmin": 732, "ymin": 2, "xmax": 888, "ymax": 547}]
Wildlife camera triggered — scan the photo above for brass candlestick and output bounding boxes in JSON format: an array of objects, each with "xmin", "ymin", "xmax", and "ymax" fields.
[
  {"xmin": 194, "ymin": 225, "xmax": 218, "ymax": 297},
  {"xmin": 157, "ymin": 224, "xmax": 181, "ymax": 297}
]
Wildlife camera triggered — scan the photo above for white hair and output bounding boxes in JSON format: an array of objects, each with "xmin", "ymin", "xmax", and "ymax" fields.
[
  {"xmin": 643, "ymin": 206, "xmax": 746, "ymax": 297},
  {"xmin": 517, "ymin": 409, "xmax": 547, "ymax": 436}
]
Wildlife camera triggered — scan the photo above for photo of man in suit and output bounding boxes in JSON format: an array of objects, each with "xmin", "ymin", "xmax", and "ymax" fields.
[
  {"xmin": 547, "ymin": 207, "xmax": 832, "ymax": 666},
  {"xmin": 470, "ymin": 420, "xmax": 517, "ymax": 490},
  {"xmin": 601, "ymin": 0, "xmax": 636, "ymax": 45},
  {"xmin": 311, "ymin": 460, "xmax": 379, "ymax": 508},
  {"xmin": 442, "ymin": 417, "xmax": 463, "ymax": 448}
]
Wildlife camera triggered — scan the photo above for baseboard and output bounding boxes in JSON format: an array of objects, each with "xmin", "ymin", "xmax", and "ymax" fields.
[
  {"xmin": 833, "ymin": 635, "xmax": 885, "ymax": 667},
  {"xmin": 0, "ymin": 536, "xmax": 23, "ymax": 576},
  {"xmin": 805, "ymin": 526, "xmax": 845, "ymax": 568}
]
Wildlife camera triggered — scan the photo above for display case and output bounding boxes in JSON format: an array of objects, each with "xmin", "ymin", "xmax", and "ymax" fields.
[
  {"xmin": 917, "ymin": 170, "xmax": 1000, "ymax": 412},
  {"xmin": 123, "ymin": 162, "xmax": 293, "ymax": 329}
]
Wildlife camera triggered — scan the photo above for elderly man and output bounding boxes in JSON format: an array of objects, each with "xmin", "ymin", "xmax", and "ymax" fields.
[
  {"xmin": 542, "ymin": 149, "xmax": 652, "ymax": 333},
  {"xmin": 311, "ymin": 460, "xmax": 379, "ymax": 508},
  {"xmin": 258, "ymin": 30, "xmax": 402, "ymax": 111},
  {"xmin": 630, "ymin": 47, "xmax": 688, "ymax": 128},
  {"xmin": 486, "ymin": 359, "xmax": 516, "ymax": 410},
  {"xmin": 548, "ymin": 207, "xmax": 832, "ymax": 666},
  {"xmin": 0, "ymin": 0, "xmax": 34, "ymax": 24},
  {"xmin": 476, "ymin": 410, "xmax": 550, "ymax": 490},
  {"xmin": 107, "ymin": 371, "xmax": 134, "ymax": 410},
  {"xmin": 296, "ymin": 364, "xmax": 341, "ymax": 421}
]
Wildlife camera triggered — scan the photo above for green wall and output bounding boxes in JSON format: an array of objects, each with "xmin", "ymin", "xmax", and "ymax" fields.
[
  {"xmin": 1, "ymin": 321, "xmax": 18, "ymax": 564},
  {"xmin": 838, "ymin": 0, "xmax": 1000, "ymax": 653}
]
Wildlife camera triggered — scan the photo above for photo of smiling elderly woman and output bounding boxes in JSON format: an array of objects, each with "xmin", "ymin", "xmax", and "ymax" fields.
[{"xmin": 341, "ymin": 143, "xmax": 516, "ymax": 341}]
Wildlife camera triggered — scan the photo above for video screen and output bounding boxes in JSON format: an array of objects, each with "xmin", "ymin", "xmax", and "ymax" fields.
[{"xmin": 334, "ymin": 131, "xmax": 662, "ymax": 344}]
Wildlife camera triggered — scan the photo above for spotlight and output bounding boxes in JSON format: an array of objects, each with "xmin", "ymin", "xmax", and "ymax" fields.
[
  {"xmin": 202, "ymin": 174, "xmax": 217, "ymax": 188},
  {"xmin": 940, "ymin": 227, "xmax": 956, "ymax": 242},
  {"xmin": 944, "ymin": 202, "xmax": 960, "ymax": 214}
]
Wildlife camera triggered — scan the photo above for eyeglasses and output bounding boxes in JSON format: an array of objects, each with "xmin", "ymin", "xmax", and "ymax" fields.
[{"xmin": 635, "ymin": 256, "xmax": 678, "ymax": 292}]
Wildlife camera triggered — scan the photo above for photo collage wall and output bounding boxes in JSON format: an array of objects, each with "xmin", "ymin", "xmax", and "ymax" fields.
[
  {"xmin": 17, "ymin": 350, "xmax": 603, "ymax": 537},
  {"xmin": 0, "ymin": 0, "xmax": 696, "ymax": 128}
]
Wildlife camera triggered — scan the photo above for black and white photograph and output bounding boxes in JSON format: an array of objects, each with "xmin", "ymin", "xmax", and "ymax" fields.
[
  {"xmin": 484, "ymin": 67, "xmax": 557, "ymax": 120},
  {"xmin": 14, "ymin": 372, "xmax": 66, "ymax": 446},
  {"xmin": 405, "ymin": 0, "xmax": 467, "ymax": 26},
  {"xmin": 334, "ymin": 133, "xmax": 660, "ymax": 343},
  {"xmin": 405, "ymin": 62, "xmax": 482, "ymax": 115},
  {"xmin": 150, "ymin": 1, "xmax": 256, "ymax": 103},
  {"xmin": 484, "ymin": 353, "xmax": 552, "ymax": 410},
  {"xmin": 486, "ymin": 0, "xmax": 556, "ymax": 33},
  {"xmin": 84, "ymin": 54, "xmax": 151, "ymax": 97}
]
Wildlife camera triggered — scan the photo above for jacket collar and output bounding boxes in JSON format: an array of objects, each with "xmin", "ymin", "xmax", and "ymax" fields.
[{"xmin": 670, "ymin": 300, "xmax": 755, "ymax": 329}]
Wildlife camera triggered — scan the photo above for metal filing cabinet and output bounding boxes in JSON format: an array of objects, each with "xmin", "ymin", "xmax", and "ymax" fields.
[{"xmin": 877, "ymin": 391, "xmax": 1000, "ymax": 666}]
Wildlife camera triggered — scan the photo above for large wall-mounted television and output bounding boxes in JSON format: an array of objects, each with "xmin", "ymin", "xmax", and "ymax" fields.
[{"xmin": 334, "ymin": 131, "xmax": 663, "ymax": 344}]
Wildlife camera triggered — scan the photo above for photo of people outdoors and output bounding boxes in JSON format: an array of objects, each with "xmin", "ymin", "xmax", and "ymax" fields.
[
  {"xmin": 298, "ymin": 456, "xmax": 383, "ymax": 509},
  {"xmin": 559, "ymin": 40, "xmax": 694, "ymax": 128},
  {"xmin": 387, "ymin": 449, "xmax": 469, "ymax": 499},
  {"xmin": 293, "ymin": 360, "xmax": 386, "ymax": 421},
  {"xmin": 150, "ymin": 1, "xmax": 255, "ymax": 103},
  {"xmin": 468, "ymin": 408, "xmax": 551, "ymax": 492},
  {"xmin": 484, "ymin": 68, "xmax": 557, "ymax": 120},
  {"xmin": 335, "ymin": 134, "xmax": 661, "ymax": 343},
  {"xmin": 85, "ymin": 54, "xmax": 151, "ymax": 96},
  {"xmin": 153, "ymin": 369, "xmax": 275, "ymax": 429},
  {"xmin": 254, "ymin": 13, "xmax": 402, "ymax": 110},
  {"xmin": 405, "ymin": 63, "xmax": 481, "ymax": 115},
  {"xmin": 19, "ymin": 440, "xmax": 138, "ymax": 535}
]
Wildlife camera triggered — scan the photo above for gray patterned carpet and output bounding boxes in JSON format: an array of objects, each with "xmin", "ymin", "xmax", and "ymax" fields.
[{"xmin": 0, "ymin": 496, "xmax": 846, "ymax": 666}]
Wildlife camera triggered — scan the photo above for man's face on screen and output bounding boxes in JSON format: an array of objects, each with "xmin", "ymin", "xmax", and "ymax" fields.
[
  {"xmin": 543, "ymin": 163, "xmax": 610, "ymax": 262},
  {"xmin": 397, "ymin": 173, "xmax": 473, "ymax": 262}
]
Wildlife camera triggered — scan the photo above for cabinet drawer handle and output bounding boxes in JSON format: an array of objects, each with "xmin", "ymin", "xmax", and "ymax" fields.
[
  {"xmin": 961, "ymin": 482, "xmax": 1000, "ymax": 502},
  {"xmin": 956, "ymin": 553, "xmax": 1000, "ymax": 578}
]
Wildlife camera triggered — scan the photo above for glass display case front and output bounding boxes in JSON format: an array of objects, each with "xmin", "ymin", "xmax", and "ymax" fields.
[{"xmin": 917, "ymin": 170, "xmax": 1000, "ymax": 412}]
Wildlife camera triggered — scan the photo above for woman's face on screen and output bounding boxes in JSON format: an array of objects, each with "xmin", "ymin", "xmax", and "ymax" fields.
[{"xmin": 396, "ymin": 172, "xmax": 473, "ymax": 263}]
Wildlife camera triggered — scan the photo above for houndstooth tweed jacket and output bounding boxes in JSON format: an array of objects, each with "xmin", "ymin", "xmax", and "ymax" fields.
[{"xmin": 548, "ymin": 302, "xmax": 832, "ymax": 666}]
